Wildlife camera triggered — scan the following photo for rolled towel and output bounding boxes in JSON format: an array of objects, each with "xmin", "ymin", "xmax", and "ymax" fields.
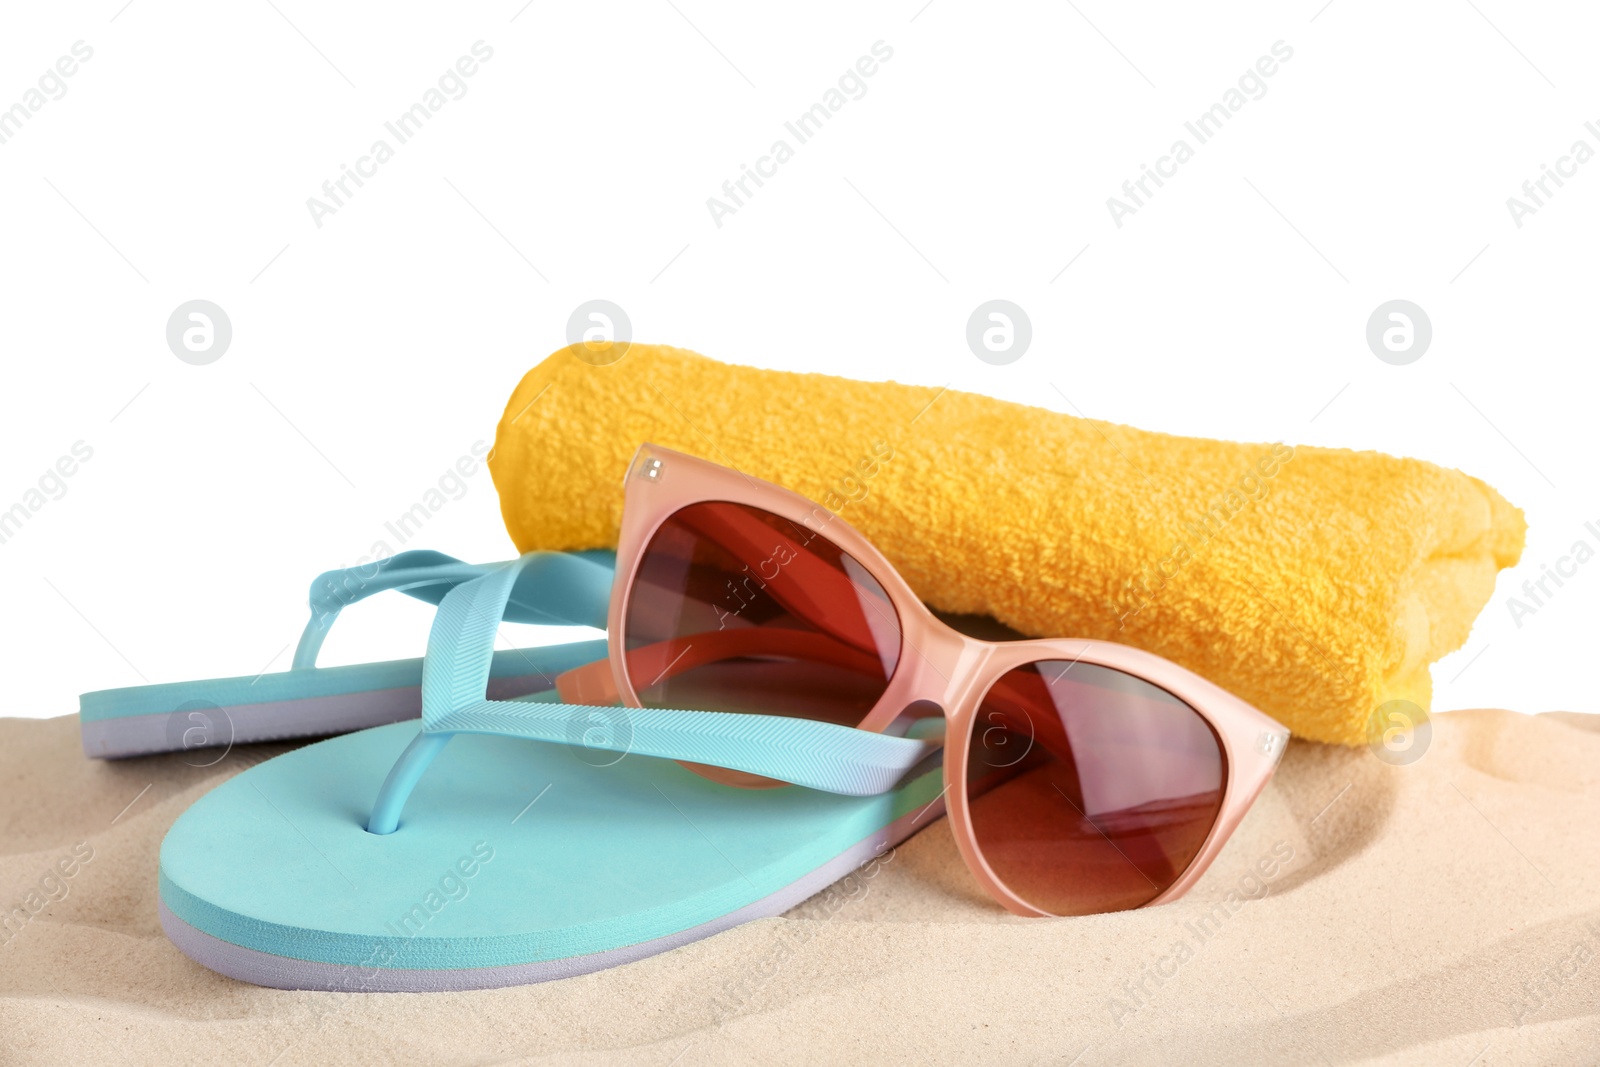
[{"xmin": 489, "ymin": 344, "xmax": 1525, "ymax": 745}]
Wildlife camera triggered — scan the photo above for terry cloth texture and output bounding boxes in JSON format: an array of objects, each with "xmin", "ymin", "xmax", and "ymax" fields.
[{"xmin": 488, "ymin": 344, "xmax": 1526, "ymax": 745}]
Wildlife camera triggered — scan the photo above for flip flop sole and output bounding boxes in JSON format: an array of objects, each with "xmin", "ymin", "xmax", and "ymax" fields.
[
  {"xmin": 80, "ymin": 641, "xmax": 608, "ymax": 759},
  {"xmin": 159, "ymin": 798, "xmax": 937, "ymax": 991},
  {"xmin": 158, "ymin": 721, "xmax": 944, "ymax": 991}
]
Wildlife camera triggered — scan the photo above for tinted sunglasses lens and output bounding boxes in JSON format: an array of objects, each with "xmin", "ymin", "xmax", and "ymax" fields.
[
  {"xmin": 965, "ymin": 661, "xmax": 1226, "ymax": 915},
  {"xmin": 623, "ymin": 502, "xmax": 901, "ymax": 728}
]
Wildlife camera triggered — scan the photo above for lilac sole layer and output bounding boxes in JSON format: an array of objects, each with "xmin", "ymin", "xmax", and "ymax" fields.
[{"xmin": 81, "ymin": 673, "xmax": 554, "ymax": 760}]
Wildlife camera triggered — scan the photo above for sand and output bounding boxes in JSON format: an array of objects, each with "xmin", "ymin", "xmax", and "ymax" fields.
[{"xmin": 1, "ymin": 709, "xmax": 1596, "ymax": 1066}]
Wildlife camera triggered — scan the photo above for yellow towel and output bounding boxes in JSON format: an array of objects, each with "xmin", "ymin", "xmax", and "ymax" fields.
[{"xmin": 489, "ymin": 344, "xmax": 1525, "ymax": 745}]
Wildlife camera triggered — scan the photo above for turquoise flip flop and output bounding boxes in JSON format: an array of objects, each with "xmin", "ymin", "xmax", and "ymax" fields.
[
  {"xmin": 158, "ymin": 554, "xmax": 945, "ymax": 991},
  {"xmin": 79, "ymin": 550, "xmax": 616, "ymax": 760}
]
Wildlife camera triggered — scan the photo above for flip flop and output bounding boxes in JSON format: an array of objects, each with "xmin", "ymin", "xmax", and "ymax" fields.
[
  {"xmin": 79, "ymin": 550, "xmax": 616, "ymax": 759},
  {"xmin": 158, "ymin": 554, "xmax": 944, "ymax": 991}
]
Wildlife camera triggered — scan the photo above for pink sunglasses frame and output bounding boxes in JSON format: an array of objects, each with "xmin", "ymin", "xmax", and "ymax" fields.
[{"xmin": 591, "ymin": 443, "xmax": 1290, "ymax": 918}]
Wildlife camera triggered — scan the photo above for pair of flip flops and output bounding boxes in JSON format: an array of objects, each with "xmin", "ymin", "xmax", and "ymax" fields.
[{"xmin": 84, "ymin": 550, "xmax": 944, "ymax": 991}]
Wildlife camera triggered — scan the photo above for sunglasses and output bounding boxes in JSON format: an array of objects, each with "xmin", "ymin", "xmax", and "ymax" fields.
[{"xmin": 554, "ymin": 444, "xmax": 1290, "ymax": 918}]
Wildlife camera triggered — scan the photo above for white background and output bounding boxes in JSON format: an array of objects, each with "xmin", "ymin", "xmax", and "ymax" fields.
[{"xmin": 1, "ymin": 1, "xmax": 1594, "ymax": 722}]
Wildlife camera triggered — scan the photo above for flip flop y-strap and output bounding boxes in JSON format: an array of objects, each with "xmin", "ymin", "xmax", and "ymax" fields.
[
  {"xmin": 292, "ymin": 549, "xmax": 612, "ymax": 669},
  {"xmin": 367, "ymin": 554, "xmax": 942, "ymax": 834},
  {"xmin": 79, "ymin": 550, "xmax": 617, "ymax": 759}
]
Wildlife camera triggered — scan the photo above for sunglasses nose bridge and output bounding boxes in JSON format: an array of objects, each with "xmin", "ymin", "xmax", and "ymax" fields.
[{"xmin": 894, "ymin": 619, "xmax": 987, "ymax": 711}]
